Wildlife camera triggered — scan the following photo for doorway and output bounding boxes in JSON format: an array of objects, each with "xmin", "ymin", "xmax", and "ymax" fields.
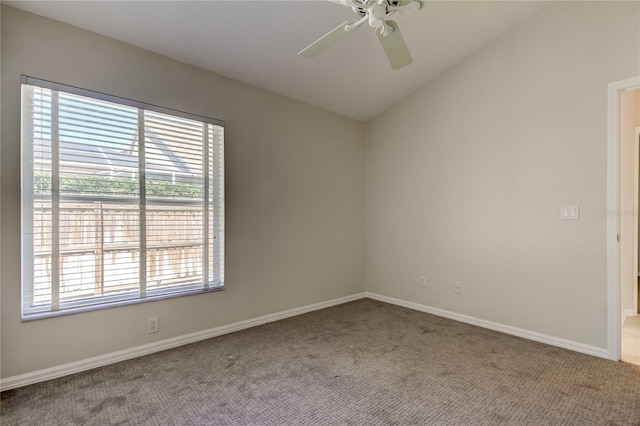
[
  {"xmin": 607, "ymin": 76, "xmax": 640, "ymax": 362},
  {"xmin": 621, "ymin": 123, "xmax": 640, "ymax": 365}
]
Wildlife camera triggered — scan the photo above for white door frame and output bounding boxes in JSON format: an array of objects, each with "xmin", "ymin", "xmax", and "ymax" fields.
[
  {"xmin": 634, "ymin": 127, "xmax": 640, "ymax": 316},
  {"xmin": 607, "ymin": 75, "xmax": 640, "ymax": 360}
]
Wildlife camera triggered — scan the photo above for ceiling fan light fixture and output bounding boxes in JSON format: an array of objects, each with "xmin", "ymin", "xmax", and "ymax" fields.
[{"xmin": 368, "ymin": 2, "xmax": 387, "ymax": 29}]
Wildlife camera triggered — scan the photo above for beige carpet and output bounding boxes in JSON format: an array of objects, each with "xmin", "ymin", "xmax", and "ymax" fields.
[{"xmin": 1, "ymin": 299, "xmax": 639, "ymax": 425}]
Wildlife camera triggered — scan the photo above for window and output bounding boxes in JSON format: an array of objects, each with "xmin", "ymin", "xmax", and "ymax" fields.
[{"xmin": 21, "ymin": 76, "xmax": 224, "ymax": 319}]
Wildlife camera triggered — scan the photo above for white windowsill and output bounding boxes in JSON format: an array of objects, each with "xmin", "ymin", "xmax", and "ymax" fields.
[{"xmin": 21, "ymin": 285, "xmax": 224, "ymax": 322}]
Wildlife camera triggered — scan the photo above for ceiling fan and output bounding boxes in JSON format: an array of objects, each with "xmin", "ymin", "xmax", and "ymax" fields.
[{"xmin": 298, "ymin": 0, "xmax": 422, "ymax": 70}]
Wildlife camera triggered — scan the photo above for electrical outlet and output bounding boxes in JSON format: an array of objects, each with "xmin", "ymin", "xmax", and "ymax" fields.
[
  {"xmin": 419, "ymin": 277, "xmax": 426, "ymax": 288},
  {"xmin": 454, "ymin": 283, "xmax": 462, "ymax": 295},
  {"xmin": 148, "ymin": 317, "xmax": 159, "ymax": 334}
]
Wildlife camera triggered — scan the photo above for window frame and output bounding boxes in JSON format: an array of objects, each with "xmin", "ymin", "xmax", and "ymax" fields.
[{"xmin": 20, "ymin": 75, "xmax": 225, "ymax": 320}]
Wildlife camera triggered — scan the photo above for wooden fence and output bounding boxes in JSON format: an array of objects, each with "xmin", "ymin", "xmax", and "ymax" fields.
[{"xmin": 32, "ymin": 200, "xmax": 208, "ymax": 302}]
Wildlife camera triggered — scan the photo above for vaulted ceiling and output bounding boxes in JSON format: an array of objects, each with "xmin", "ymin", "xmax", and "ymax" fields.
[{"xmin": 6, "ymin": 1, "xmax": 547, "ymax": 121}]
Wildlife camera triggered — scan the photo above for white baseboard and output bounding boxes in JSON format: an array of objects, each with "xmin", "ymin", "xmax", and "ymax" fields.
[
  {"xmin": 0, "ymin": 292, "xmax": 367, "ymax": 391},
  {"xmin": 2, "ymin": 291, "xmax": 613, "ymax": 391},
  {"xmin": 622, "ymin": 308, "xmax": 636, "ymax": 325},
  {"xmin": 365, "ymin": 292, "xmax": 610, "ymax": 360}
]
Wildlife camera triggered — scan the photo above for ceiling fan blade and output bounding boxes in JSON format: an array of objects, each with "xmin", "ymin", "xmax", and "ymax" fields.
[
  {"xmin": 298, "ymin": 20, "xmax": 355, "ymax": 58},
  {"xmin": 376, "ymin": 20, "xmax": 413, "ymax": 70}
]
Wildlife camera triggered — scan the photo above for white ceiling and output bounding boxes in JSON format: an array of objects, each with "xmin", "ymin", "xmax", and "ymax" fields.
[{"xmin": 6, "ymin": 1, "xmax": 547, "ymax": 121}]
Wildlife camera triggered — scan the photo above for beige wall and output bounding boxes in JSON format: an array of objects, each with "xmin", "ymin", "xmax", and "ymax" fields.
[
  {"xmin": 0, "ymin": 6, "xmax": 365, "ymax": 378},
  {"xmin": 620, "ymin": 88, "xmax": 640, "ymax": 316},
  {"xmin": 365, "ymin": 1, "xmax": 640, "ymax": 349}
]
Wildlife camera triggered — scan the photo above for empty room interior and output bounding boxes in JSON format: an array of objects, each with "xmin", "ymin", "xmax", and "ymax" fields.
[{"xmin": 1, "ymin": 1, "xmax": 640, "ymax": 424}]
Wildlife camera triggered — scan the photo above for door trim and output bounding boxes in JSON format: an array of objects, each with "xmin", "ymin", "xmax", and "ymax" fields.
[
  {"xmin": 635, "ymin": 127, "xmax": 640, "ymax": 316},
  {"xmin": 607, "ymin": 75, "xmax": 640, "ymax": 360},
  {"xmin": 632, "ymin": 125, "xmax": 639, "ymax": 321}
]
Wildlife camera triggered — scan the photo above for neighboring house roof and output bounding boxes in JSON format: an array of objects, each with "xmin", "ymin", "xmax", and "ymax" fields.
[
  {"xmin": 145, "ymin": 131, "xmax": 194, "ymax": 176},
  {"xmin": 33, "ymin": 130, "xmax": 195, "ymax": 177}
]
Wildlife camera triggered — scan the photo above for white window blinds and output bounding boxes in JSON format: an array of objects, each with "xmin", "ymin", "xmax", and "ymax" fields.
[{"xmin": 21, "ymin": 76, "xmax": 224, "ymax": 319}]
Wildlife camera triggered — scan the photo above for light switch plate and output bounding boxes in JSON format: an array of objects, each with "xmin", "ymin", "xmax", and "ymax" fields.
[{"xmin": 560, "ymin": 206, "xmax": 580, "ymax": 220}]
